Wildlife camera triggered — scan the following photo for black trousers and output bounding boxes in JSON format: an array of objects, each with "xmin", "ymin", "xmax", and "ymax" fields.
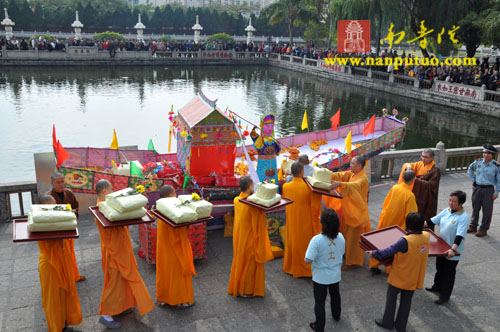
[
  {"xmin": 432, "ymin": 257, "xmax": 459, "ymax": 301},
  {"xmin": 313, "ymin": 281, "xmax": 341, "ymax": 332},
  {"xmin": 381, "ymin": 284, "xmax": 414, "ymax": 332},
  {"xmin": 471, "ymin": 186, "xmax": 494, "ymax": 231}
]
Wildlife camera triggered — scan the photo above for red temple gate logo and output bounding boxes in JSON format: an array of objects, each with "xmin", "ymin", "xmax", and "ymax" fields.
[{"xmin": 337, "ymin": 20, "xmax": 371, "ymax": 53}]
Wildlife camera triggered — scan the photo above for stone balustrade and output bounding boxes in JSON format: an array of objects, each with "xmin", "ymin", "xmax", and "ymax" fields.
[{"xmin": 370, "ymin": 142, "xmax": 500, "ymax": 180}]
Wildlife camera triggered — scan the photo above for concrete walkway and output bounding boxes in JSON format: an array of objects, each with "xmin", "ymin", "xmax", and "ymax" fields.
[{"xmin": 1, "ymin": 172, "xmax": 498, "ymax": 331}]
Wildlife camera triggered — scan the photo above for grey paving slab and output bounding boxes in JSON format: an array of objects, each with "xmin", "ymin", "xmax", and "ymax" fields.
[{"xmin": 0, "ymin": 172, "xmax": 499, "ymax": 332}]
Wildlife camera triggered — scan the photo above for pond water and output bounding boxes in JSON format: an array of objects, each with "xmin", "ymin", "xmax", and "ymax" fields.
[{"xmin": 1, "ymin": 65, "xmax": 499, "ymax": 183}]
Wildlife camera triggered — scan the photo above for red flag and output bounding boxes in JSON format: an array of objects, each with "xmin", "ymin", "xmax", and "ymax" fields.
[
  {"xmin": 55, "ymin": 140, "xmax": 70, "ymax": 167},
  {"xmin": 330, "ymin": 108, "xmax": 341, "ymax": 130},
  {"xmin": 363, "ymin": 114, "xmax": 376, "ymax": 137},
  {"xmin": 52, "ymin": 124, "xmax": 57, "ymax": 152}
]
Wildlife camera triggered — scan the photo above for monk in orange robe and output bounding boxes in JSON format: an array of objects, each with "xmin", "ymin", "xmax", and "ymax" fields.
[
  {"xmin": 94, "ymin": 180, "xmax": 154, "ymax": 329},
  {"xmin": 326, "ymin": 156, "xmax": 370, "ymax": 270},
  {"xmin": 369, "ymin": 171, "xmax": 418, "ymax": 275},
  {"xmin": 37, "ymin": 194, "xmax": 82, "ymax": 332},
  {"xmin": 47, "ymin": 172, "xmax": 85, "ymax": 282},
  {"xmin": 156, "ymin": 185, "xmax": 197, "ymax": 307},
  {"xmin": 283, "ymin": 162, "xmax": 322, "ymax": 278},
  {"xmin": 228, "ymin": 176, "xmax": 274, "ymax": 297},
  {"xmin": 398, "ymin": 149, "xmax": 441, "ymax": 223}
]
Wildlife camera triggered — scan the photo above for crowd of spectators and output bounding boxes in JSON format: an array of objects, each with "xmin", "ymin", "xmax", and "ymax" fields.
[
  {"xmin": 269, "ymin": 43, "xmax": 500, "ymax": 91},
  {"xmin": 2, "ymin": 35, "xmax": 499, "ymax": 91}
]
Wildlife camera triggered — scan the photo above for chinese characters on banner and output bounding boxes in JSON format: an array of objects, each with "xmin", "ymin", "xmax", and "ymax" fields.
[{"xmin": 436, "ymin": 83, "xmax": 479, "ymax": 100}]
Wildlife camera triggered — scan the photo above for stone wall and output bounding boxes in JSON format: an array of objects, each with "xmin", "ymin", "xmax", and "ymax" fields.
[{"xmin": 268, "ymin": 57, "xmax": 500, "ymax": 117}]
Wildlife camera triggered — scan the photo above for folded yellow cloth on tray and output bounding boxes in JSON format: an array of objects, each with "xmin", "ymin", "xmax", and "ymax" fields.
[
  {"xmin": 28, "ymin": 214, "xmax": 77, "ymax": 232},
  {"xmin": 247, "ymin": 193, "xmax": 281, "ymax": 207},
  {"xmin": 30, "ymin": 205, "xmax": 77, "ymax": 223},
  {"xmin": 98, "ymin": 201, "xmax": 146, "ymax": 222},
  {"xmin": 156, "ymin": 197, "xmax": 198, "ymax": 224},
  {"xmin": 105, "ymin": 188, "xmax": 148, "ymax": 213},
  {"xmin": 178, "ymin": 195, "xmax": 213, "ymax": 218},
  {"xmin": 305, "ymin": 176, "xmax": 330, "ymax": 190}
]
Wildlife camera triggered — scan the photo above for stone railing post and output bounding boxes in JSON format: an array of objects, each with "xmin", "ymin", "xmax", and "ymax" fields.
[
  {"xmin": 278, "ymin": 53, "xmax": 281, "ymax": 61},
  {"xmin": 436, "ymin": 141, "xmax": 446, "ymax": 172},
  {"xmin": 480, "ymin": 85, "xmax": 485, "ymax": 101},
  {"xmin": 348, "ymin": 66, "xmax": 352, "ymax": 75},
  {"xmin": 413, "ymin": 77, "xmax": 419, "ymax": 88},
  {"xmin": 367, "ymin": 68, "xmax": 372, "ymax": 78},
  {"xmin": 389, "ymin": 72, "xmax": 394, "ymax": 83}
]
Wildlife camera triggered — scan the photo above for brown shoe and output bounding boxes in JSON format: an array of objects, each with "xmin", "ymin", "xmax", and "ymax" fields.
[
  {"xmin": 467, "ymin": 226, "xmax": 477, "ymax": 233},
  {"xmin": 475, "ymin": 231, "xmax": 487, "ymax": 237},
  {"xmin": 77, "ymin": 275, "xmax": 86, "ymax": 282}
]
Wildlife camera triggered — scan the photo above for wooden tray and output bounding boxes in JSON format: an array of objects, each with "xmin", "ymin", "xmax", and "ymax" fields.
[
  {"xmin": 239, "ymin": 196, "xmax": 294, "ymax": 212},
  {"xmin": 425, "ymin": 228, "xmax": 460, "ymax": 257},
  {"xmin": 89, "ymin": 206, "xmax": 154, "ymax": 228},
  {"xmin": 303, "ymin": 178, "xmax": 343, "ymax": 198},
  {"xmin": 13, "ymin": 219, "xmax": 79, "ymax": 243},
  {"xmin": 149, "ymin": 209, "xmax": 213, "ymax": 228},
  {"xmin": 361, "ymin": 225, "xmax": 457, "ymax": 258}
]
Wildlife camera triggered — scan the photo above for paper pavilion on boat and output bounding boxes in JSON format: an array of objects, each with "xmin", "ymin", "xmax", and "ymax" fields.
[{"xmin": 175, "ymin": 91, "xmax": 239, "ymax": 177}]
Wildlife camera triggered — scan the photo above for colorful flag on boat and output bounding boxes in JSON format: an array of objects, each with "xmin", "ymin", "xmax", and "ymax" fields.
[
  {"xmin": 330, "ymin": 108, "xmax": 341, "ymax": 130},
  {"xmin": 130, "ymin": 161, "xmax": 144, "ymax": 180},
  {"xmin": 110, "ymin": 129, "xmax": 119, "ymax": 150},
  {"xmin": 148, "ymin": 138, "xmax": 157, "ymax": 153},
  {"xmin": 363, "ymin": 114, "xmax": 376, "ymax": 137},
  {"xmin": 345, "ymin": 130, "xmax": 352, "ymax": 154},
  {"xmin": 301, "ymin": 110, "xmax": 308, "ymax": 130},
  {"xmin": 55, "ymin": 140, "xmax": 70, "ymax": 167}
]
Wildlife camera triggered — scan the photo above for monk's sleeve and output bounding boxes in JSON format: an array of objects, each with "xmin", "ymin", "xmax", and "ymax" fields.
[
  {"xmin": 106, "ymin": 228, "xmax": 139, "ymax": 282},
  {"xmin": 331, "ymin": 171, "xmax": 352, "ymax": 182},
  {"xmin": 251, "ymin": 208, "xmax": 273, "ymax": 264},
  {"xmin": 406, "ymin": 194, "xmax": 418, "ymax": 216},
  {"xmin": 173, "ymin": 229, "xmax": 196, "ymax": 276},
  {"xmin": 310, "ymin": 193, "xmax": 322, "ymax": 234},
  {"xmin": 416, "ymin": 167, "xmax": 440, "ymax": 213},
  {"xmin": 340, "ymin": 175, "xmax": 366, "ymax": 197},
  {"xmin": 398, "ymin": 162, "xmax": 417, "ymax": 184}
]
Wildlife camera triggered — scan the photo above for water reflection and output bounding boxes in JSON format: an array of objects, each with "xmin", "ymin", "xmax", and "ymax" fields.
[{"xmin": 1, "ymin": 65, "xmax": 499, "ymax": 182}]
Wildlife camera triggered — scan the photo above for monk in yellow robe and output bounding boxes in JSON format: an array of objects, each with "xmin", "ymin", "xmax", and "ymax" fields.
[
  {"xmin": 95, "ymin": 180, "xmax": 154, "ymax": 329},
  {"xmin": 37, "ymin": 194, "xmax": 82, "ymax": 332},
  {"xmin": 156, "ymin": 185, "xmax": 197, "ymax": 307},
  {"xmin": 369, "ymin": 171, "xmax": 418, "ymax": 275},
  {"xmin": 283, "ymin": 162, "xmax": 322, "ymax": 278},
  {"xmin": 327, "ymin": 156, "xmax": 370, "ymax": 270},
  {"xmin": 228, "ymin": 176, "xmax": 274, "ymax": 297},
  {"xmin": 47, "ymin": 172, "xmax": 85, "ymax": 282},
  {"xmin": 398, "ymin": 149, "xmax": 441, "ymax": 223}
]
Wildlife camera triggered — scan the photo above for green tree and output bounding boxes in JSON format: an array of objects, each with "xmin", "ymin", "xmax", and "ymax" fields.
[
  {"xmin": 207, "ymin": 32, "xmax": 235, "ymax": 43},
  {"xmin": 263, "ymin": 0, "xmax": 315, "ymax": 45}
]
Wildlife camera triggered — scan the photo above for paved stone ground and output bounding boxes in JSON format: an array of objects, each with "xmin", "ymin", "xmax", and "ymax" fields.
[{"xmin": 1, "ymin": 172, "xmax": 499, "ymax": 332}]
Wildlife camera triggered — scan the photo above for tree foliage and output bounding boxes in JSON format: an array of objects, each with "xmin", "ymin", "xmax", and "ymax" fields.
[
  {"xmin": 206, "ymin": 32, "xmax": 235, "ymax": 44},
  {"xmin": 93, "ymin": 31, "xmax": 125, "ymax": 42}
]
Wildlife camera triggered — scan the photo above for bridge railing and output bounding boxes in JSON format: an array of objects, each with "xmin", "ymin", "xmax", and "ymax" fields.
[
  {"xmin": 371, "ymin": 142, "xmax": 500, "ymax": 180},
  {"xmin": 0, "ymin": 182, "xmax": 38, "ymax": 222}
]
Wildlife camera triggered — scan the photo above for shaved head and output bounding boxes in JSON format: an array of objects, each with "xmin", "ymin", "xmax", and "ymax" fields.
[
  {"xmin": 403, "ymin": 170, "xmax": 415, "ymax": 183},
  {"xmin": 39, "ymin": 194, "xmax": 56, "ymax": 204},
  {"xmin": 96, "ymin": 179, "xmax": 112, "ymax": 195},
  {"xmin": 291, "ymin": 162, "xmax": 304, "ymax": 177},
  {"xmin": 298, "ymin": 154, "xmax": 310, "ymax": 165},
  {"xmin": 160, "ymin": 185, "xmax": 176, "ymax": 198}
]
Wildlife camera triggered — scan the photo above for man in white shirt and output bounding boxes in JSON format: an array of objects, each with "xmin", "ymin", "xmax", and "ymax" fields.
[{"xmin": 286, "ymin": 154, "xmax": 313, "ymax": 182}]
